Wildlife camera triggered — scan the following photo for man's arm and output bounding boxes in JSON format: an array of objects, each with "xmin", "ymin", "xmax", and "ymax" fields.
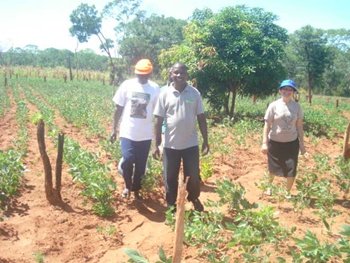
[
  {"xmin": 110, "ymin": 105, "xmax": 124, "ymax": 142},
  {"xmin": 152, "ymin": 115, "xmax": 164, "ymax": 160},
  {"xmin": 197, "ymin": 113, "xmax": 209, "ymax": 156}
]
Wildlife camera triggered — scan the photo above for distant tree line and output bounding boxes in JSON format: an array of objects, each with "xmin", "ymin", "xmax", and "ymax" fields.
[
  {"xmin": 1, "ymin": 1, "xmax": 350, "ymax": 115},
  {"xmin": 0, "ymin": 45, "xmax": 109, "ymax": 72}
]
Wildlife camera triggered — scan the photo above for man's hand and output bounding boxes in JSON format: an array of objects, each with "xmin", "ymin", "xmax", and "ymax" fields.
[
  {"xmin": 110, "ymin": 131, "xmax": 117, "ymax": 143},
  {"xmin": 152, "ymin": 148, "xmax": 161, "ymax": 160},
  {"xmin": 201, "ymin": 142, "xmax": 209, "ymax": 156}
]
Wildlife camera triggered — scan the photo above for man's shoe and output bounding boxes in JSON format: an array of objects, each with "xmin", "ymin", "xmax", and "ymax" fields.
[
  {"xmin": 192, "ymin": 199, "xmax": 204, "ymax": 212},
  {"xmin": 134, "ymin": 190, "xmax": 143, "ymax": 201},
  {"xmin": 121, "ymin": 188, "xmax": 130, "ymax": 198}
]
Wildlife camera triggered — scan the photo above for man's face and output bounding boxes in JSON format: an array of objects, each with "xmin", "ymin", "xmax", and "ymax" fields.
[
  {"xmin": 171, "ymin": 66, "xmax": 188, "ymax": 85},
  {"xmin": 137, "ymin": 74, "xmax": 150, "ymax": 84}
]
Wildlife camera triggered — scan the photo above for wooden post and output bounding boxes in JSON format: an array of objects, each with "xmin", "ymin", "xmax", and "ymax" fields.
[
  {"xmin": 343, "ymin": 122, "xmax": 350, "ymax": 159},
  {"xmin": 37, "ymin": 120, "xmax": 54, "ymax": 202},
  {"xmin": 172, "ymin": 176, "xmax": 189, "ymax": 263},
  {"xmin": 336, "ymin": 99, "xmax": 339, "ymax": 108},
  {"xmin": 55, "ymin": 133, "xmax": 64, "ymax": 201}
]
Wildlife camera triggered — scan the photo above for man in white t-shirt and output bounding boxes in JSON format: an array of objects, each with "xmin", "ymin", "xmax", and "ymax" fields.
[{"xmin": 110, "ymin": 59, "xmax": 160, "ymax": 200}]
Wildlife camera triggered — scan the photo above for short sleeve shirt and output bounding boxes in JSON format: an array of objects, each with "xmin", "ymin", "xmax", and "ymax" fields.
[
  {"xmin": 153, "ymin": 84, "xmax": 204, "ymax": 149},
  {"xmin": 264, "ymin": 98, "xmax": 303, "ymax": 142},
  {"xmin": 113, "ymin": 78, "xmax": 160, "ymax": 141}
]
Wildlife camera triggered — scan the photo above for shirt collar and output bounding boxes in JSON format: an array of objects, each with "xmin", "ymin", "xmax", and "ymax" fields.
[{"xmin": 170, "ymin": 83, "xmax": 189, "ymax": 94}]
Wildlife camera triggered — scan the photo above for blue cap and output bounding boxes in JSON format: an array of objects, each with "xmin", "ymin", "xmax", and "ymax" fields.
[{"xmin": 279, "ymin": 79, "xmax": 297, "ymax": 91}]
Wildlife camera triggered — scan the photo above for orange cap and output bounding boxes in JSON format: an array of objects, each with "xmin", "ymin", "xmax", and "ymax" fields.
[{"xmin": 134, "ymin": 59, "xmax": 153, "ymax": 75}]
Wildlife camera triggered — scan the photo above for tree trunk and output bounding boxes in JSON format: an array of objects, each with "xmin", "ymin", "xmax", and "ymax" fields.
[
  {"xmin": 68, "ymin": 56, "xmax": 73, "ymax": 81},
  {"xmin": 229, "ymin": 83, "xmax": 237, "ymax": 118},
  {"xmin": 37, "ymin": 120, "xmax": 54, "ymax": 203},
  {"xmin": 172, "ymin": 176, "xmax": 189, "ymax": 263},
  {"xmin": 224, "ymin": 91, "xmax": 229, "ymax": 115}
]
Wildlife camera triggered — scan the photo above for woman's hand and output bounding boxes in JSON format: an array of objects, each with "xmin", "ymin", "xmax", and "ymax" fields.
[{"xmin": 261, "ymin": 143, "xmax": 268, "ymax": 154}]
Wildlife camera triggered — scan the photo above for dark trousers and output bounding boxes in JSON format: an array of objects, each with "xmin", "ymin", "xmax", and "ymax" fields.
[
  {"xmin": 120, "ymin": 137, "xmax": 151, "ymax": 191},
  {"xmin": 163, "ymin": 146, "xmax": 200, "ymax": 206}
]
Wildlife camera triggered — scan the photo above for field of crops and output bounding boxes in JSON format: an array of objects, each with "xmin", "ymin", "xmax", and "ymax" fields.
[{"xmin": 1, "ymin": 69, "xmax": 350, "ymax": 262}]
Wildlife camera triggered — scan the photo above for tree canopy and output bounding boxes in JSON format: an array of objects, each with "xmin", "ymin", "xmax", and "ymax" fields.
[
  {"xmin": 160, "ymin": 6, "xmax": 288, "ymax": 116},
  {"xmin": 118, "ymin": 14, "xmax": 187, "ymax": 74}
]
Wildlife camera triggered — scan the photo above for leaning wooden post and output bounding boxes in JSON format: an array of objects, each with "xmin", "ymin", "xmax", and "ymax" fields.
[
  {"xmin": 37, "ymin": 120, "xmax": 54, "ymax": 202},
  {"xmin": 343, "ymin": 122, "xmax": 350, "ymax": 159},
  {"xmin": 55, "ymin": 133, "xmax": 64, "ymax": 201},
  {"xmin": 172, "ymin": 176, "xmax": 189, "ymax": 263}
]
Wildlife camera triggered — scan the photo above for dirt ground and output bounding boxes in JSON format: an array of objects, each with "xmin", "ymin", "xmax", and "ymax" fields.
[{"xmin": 1, "ymin": 90, "xmax": 349, "ymax": 263}]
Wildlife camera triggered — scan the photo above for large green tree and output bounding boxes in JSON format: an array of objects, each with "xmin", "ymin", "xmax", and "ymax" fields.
[
  {"xmin": 118, "ymin": 14, "xmax": 187, "ymax": 75},
  {"xmin": 159, "ymin": 6, "xmax": 287, "ymax": 116},
  {"xmin": 323, "ymin": 29, "xmax": 350, "ymax": 96},
  {"xmin": 290, "ymin": 26, "xmax": 333, "ymax": 104}
]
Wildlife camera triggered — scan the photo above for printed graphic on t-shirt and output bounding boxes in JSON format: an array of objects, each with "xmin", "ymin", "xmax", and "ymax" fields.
[{"xmin": 130, "ymin": 92, "xmax": 150, "ymax": 119}]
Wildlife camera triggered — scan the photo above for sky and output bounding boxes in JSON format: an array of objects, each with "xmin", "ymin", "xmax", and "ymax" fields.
[{"xmin": 1, "ymin": 0, "xmax": 350, "ymax": 54}]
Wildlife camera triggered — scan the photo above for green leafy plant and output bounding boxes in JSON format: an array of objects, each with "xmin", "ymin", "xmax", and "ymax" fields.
[
  {"xmin": 0, "ymin": 150, "xmax": 25, "ymax": 208},
  {"xmin": 200, "ymin": 155, "xmax": 214, "ymax": 181},
  {"xmin": 124, "ymin": 247, "xmax": 172, "ymax": 263},
  {"xmin": 334, "ymin": 157, "xmax": 350, "ymax": 198},
  {"xmin": 96, "ymin": 224, "xmax": 117, "ymax": 236},
  {"xmin": 33, "ymin": 251, "xmax": 45, "ymax": 263},
  {"xmin": 216, "ymin": 179, "xmax": 256, "ymax": 212},
  {"xmin": 293, "ymin": 230, "xmax": 341, "ymax": 262}
]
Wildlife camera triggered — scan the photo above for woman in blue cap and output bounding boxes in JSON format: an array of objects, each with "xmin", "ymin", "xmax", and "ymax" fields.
[{"xmin": 261, "ymin": 79, "xmax": 306, "ymax": 194}]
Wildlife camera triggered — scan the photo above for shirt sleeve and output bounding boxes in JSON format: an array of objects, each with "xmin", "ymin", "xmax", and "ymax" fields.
[
  {"xmin": 196, "ymin": 94, "xmax": 205, "ymax": 115},
  {"xmin": 112, "ymin": 82, "xmax": 126, "ymax": 107},
  {"xmin": 297, "ymin": 103, "xmax": 304, "ymax": 120},
  {"xmin": 152, "ymin": 87, "xmax": 161, "ymax": 110},
  {"xmin": 153, "ymin": 92, "xmax": 165, "ymax": 118},
  {"xmin": 264, "ymin": 102, "xmax": 274, "ymax": 122}
]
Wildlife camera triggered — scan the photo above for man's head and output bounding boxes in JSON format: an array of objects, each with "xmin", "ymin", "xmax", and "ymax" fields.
[
  {"xmin": 135, "ymin": 59, "xmax": 153, "ymax": 84},
  {"xmin": 170, "ymin": 63, "xmax": 188, "ymax": 87}
]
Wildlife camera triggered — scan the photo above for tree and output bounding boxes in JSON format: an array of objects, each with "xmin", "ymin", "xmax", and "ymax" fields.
[
  {"xmin": 159, "ymin": 6, "xmax": 287, "ymax": 117},
  {"xmin": 118, "ymin": 13, "xmax": 187, "ymax": 75},
  {"xmin": 291, "ymin": 26, "xmax": 333, "ymax": 104},
  {"xmin": 70, "ymin": 3, "xmax": 116, "ymax": 84},
  {"xmin": 323, "ymin": 29, "xmax": 350, "ymax": 96}
]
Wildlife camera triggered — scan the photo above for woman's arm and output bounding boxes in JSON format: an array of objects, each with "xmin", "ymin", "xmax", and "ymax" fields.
[
  {"xmin": 261, "ymin": 120, "xmax": 271, "ymax": 154},
  {"xmin": 296, "ymin": 119, "xmax": 306, "ymax": 154}
]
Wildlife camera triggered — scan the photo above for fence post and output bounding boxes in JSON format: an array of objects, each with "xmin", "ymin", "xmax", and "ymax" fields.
[
  {"xmin": 172, "ymin": 176, "xmax": 189, "ymax": 263},
  {"xmin": 343, "ymin": 122, "xmax": 350, "ymax": 159}
]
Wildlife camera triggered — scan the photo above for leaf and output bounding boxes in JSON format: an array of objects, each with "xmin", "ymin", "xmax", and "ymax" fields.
[
  {"xmin": 123, "ymin": 248, "xmax": 149, "ymax": 263},
  {"xmin": 322, "ymin": 218, "xmax": 330, "ymax": 231},
  {"xmin": 340, "ymin": 225, "xmax": 350, "ymax": 237}
]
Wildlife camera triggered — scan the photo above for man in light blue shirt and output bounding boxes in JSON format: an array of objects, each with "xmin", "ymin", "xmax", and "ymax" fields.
[{"xmin": 153, "ymin": 63, "xmax": 209, "ymax": 212}]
